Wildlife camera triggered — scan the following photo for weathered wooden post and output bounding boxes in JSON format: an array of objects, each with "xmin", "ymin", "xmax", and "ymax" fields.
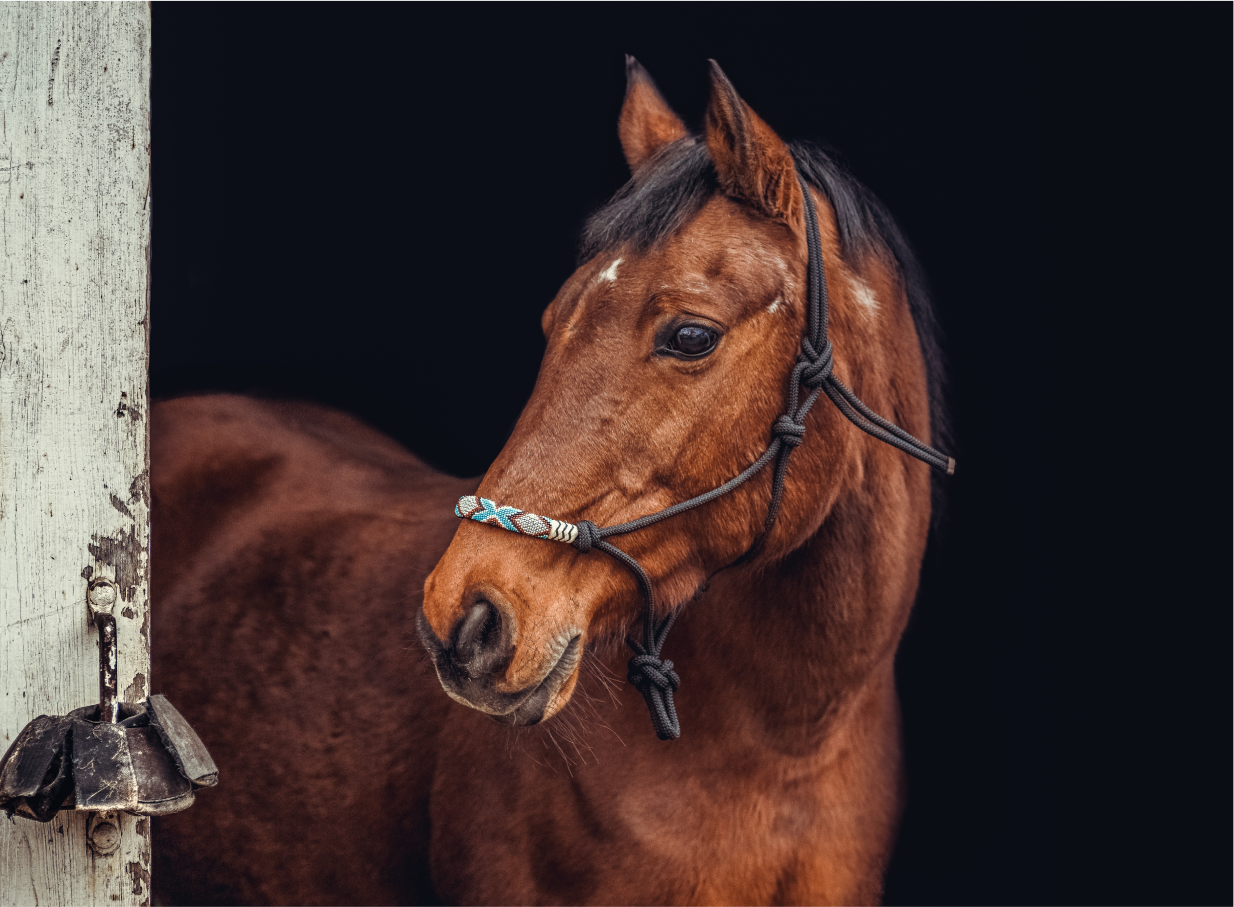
[{"xmin": 0, "ymin": 4, "xmax": 152, "ymax": 904}]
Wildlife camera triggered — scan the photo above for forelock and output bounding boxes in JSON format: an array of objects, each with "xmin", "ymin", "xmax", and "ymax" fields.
[{"xmin": 578, "ymin": 138, "xmax": 715, "ymax": 263}]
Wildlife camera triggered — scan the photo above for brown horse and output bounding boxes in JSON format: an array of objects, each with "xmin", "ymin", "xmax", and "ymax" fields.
[{"xmin": 153, "ymin": 59, "xmax": 947, "ymax": 905}]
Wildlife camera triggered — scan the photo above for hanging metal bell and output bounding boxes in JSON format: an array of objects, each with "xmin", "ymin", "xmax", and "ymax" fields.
[{"xmin": 0, "ymin": 578, "xmax": 217, "ymax": 823}]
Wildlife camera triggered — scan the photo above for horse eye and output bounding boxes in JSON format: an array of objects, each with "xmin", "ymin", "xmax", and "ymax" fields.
[{"xmin": 670, "ymin": 326, "xmax": 718, "ymax": 357}]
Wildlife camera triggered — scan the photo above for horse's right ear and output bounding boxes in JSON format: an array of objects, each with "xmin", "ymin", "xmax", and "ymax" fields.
[
  {"xmin": 704, "ymin": 60, "xmax": 802, "ymax": 227},
  {"xmin": 619, "ymin": 56, "xmax": 689, "ymax": 172}
]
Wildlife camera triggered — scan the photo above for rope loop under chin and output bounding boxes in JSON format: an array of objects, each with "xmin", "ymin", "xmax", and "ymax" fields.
[
  {"xmin": 628, "ymin": 653, "xmax": 680, "ymax": 693},
  {"xmin": 627, "ymin": 649, "xmax": 681, "ymax": 740}
]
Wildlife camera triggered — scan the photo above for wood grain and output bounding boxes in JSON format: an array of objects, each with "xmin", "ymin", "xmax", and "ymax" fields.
[{"xmin": 0, "ymin": 4, "xmax": 152, "ymax": 904}]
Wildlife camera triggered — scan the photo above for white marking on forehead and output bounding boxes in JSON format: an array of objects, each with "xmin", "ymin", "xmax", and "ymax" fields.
[
  {"xmin": 767, "ymin": 297, "xmax": 782, "ymax": 314},
  {"xmin": 596, "ymin": 258, "xmax": 622, "ymax": 284},
  {"xmin": 850, "ymin": 277, "xmax": 880, "ymax": 316}
]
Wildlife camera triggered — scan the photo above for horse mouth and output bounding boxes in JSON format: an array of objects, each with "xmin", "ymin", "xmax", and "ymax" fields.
[
  {"xmin": 489, "ymin": 635, "xmax": 583, "ymax": 726},
  {"xmin": 418, "ymin": 608, "xmax": 583, "ymax": 727}
]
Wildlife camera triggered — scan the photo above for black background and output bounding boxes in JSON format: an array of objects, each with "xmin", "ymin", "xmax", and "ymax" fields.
[{"xmin": 153, "ymin": 5, "xmax": 1230, "ymax": 904}]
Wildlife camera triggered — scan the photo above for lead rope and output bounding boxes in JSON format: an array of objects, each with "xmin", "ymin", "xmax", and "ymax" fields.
[{"xmin": 455, "ymin": 173, "xmax": 954, "ymax": 740}]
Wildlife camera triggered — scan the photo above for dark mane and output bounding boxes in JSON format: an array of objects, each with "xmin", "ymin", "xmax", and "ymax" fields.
[{"xmin": 580, "ymin": 136, "xmax": 952, "ymax": 519}]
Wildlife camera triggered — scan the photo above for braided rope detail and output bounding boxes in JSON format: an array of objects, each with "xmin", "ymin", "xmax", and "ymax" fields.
[
  {"xmin": 455, "ymin": 496, "xmax": 579, "ymax": 544},
  {"xmin": 572, "ymin": 519, "xmax": 601, "ymax": 553},
  {"xmin": 628, "ymin": 648, "xmax": 681, "ymax": 740}
]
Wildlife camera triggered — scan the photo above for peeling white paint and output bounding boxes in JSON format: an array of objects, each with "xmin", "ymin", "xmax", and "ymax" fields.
[{"xmin": 0, "ymin": 5, "xmax": 153, "ymax": 904}]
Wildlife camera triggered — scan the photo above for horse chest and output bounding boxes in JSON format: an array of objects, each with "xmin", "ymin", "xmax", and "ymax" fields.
[{"xmin": 429, "ymin": 724, "xmax": 838, "ymax": 904}]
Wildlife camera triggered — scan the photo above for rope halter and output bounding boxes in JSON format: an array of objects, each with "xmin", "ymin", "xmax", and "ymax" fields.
[{"xmin": 451, "ymin": 173, "xmax": 954, "ymax": 740}]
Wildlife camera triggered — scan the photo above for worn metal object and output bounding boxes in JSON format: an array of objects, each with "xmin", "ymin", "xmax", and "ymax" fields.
[
  {"xmin": 0, "ymin": 578, "xmax": 218, "ymax": 823},
  {"xmin": 0, "ymin": 697, "xmax": 216, "ymax": 822},
  {"xmin": 87, "ymin": 812, "xmax": 122, "ymax": 856},
  {"xmin": 88, "ymin": 578, "xmax": 121, "ymax": 724}
]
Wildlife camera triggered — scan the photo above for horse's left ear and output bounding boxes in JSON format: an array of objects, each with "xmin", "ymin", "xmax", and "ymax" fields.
[
  {"xmin": 705, "ymin": 60, "xmax": 802, "ymax": 227},
  {"xmin": 619, "ymin": 56, "xmax": 690, "ymax": 172}
]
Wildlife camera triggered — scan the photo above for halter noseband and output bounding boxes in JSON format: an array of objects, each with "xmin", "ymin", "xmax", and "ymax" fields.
[{"xmin": 454, "ymin": 174, "xmax": 954, "ymax": 740}]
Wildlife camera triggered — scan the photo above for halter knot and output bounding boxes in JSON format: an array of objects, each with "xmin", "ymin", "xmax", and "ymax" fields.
[
  {"xmin": 627, "ymin": 654, "xmax": 680, "ymax": 693},
  {"xmin": 627, "ymin": 651, "xmax": 681, "ymax": 740},
  {"xmin": 572, "ymin": 519, "xmax": 600, "ymax": 553},
  {"xmin": 772, "ymin": 414, "xmax": 807, "ymax": 448},
  {"xmin": 798, "ymin": 338, "xmax": 834, "ymax": 388}
]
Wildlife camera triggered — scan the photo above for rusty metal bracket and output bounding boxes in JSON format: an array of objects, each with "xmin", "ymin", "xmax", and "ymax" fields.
[
  {"xmin": 0, "ymin": 575, "xmax": 218, "ymax": 822},
  {"xmin": 87, "ymin": 577, "xmax": 121, "ymax": 724}
]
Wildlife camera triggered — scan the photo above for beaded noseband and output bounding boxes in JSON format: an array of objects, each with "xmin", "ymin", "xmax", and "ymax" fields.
[{"xmin": 454, "ymin": 174, "xmax": 954, "ymax": 740}]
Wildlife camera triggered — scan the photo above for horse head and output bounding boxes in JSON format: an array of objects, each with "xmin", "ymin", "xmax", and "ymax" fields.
[{"xmin": 418, "ymin": 59, "xmax": 935, "ymax": 729}]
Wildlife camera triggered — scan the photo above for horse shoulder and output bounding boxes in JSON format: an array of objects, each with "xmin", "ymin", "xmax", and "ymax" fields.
[{"xmin": 151, "ymin": 394, "xmax": 469, "ymax": 904}]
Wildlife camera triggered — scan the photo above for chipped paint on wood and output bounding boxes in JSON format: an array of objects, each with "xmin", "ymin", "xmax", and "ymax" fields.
[
  {"xmin": 88, "ymin": 526, "xmax": 148, "ymax": 604},
  {"xmin": 0, "ymin": 4, "xmax": 152, "ymax": 905},
  {"xmin": 123, "ymin": 673, "xmax": 147, "ymax": 704}
]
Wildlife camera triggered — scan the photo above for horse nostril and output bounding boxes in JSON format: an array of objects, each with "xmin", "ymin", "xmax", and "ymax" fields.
[{"xmin": 452, "ymin": 600, "xmax": 506, "ymax": 676}]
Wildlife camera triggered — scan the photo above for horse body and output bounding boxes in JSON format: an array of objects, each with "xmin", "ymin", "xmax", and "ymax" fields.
[
  {"xmin": 151, "ymin": 397, "xmax": 463, "ymax": 905},
  {"xmin": 153, "ymin": 60, "xmax": 941, "ymax": 905}
]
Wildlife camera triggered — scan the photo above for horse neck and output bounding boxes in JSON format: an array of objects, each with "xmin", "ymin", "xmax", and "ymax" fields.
[
  {"xmin": 671, "ymin": 232, "xmax": 935, "ymax": 754},
  {"xmin": 675, "ymin": 474, "xmax": 923, "ymax": 755}
]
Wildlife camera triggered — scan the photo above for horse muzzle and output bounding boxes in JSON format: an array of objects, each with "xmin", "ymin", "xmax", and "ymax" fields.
[{"xmin": 416, "ymin": 602, "xmax": 582, "ymax": 726}]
